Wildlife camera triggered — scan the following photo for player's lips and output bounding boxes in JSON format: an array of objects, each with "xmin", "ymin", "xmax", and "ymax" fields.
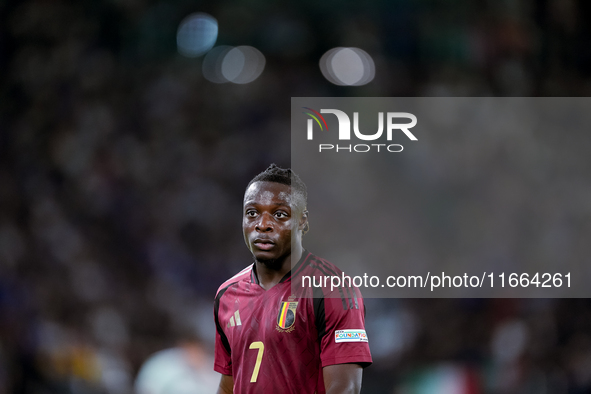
[{"xmin": 253, "ymin": 238, "xmax": 275, "ymax": 250}]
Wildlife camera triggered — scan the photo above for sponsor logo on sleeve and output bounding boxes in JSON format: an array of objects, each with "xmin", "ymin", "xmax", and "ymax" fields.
[{"xmin": 334, "ymin": 329, "xmax": 368, "ymax": 343}]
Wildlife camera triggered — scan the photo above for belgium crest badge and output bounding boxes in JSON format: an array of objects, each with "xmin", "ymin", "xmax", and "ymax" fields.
[{"xmin": 276, "ymin": 301, "xmax": 298, "ymax": 333}]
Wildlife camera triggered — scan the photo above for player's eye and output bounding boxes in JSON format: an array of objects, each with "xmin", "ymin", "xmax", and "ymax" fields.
[
  {"xmin": 246, "ymin": 210, "xmax": 258, "ymax": 217},
  {"xmin": 274, "ymin": 211, "xmax": 288, "ymax": 218}
]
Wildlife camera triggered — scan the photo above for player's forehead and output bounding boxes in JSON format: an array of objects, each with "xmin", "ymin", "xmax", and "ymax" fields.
[{"xmin": 243, "ymin": 181, "xmax": 292, "ymax": 207}]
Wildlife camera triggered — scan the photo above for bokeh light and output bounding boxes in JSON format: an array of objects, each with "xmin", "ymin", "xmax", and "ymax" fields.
[
  {"xmin": 202, "ymin": 46, "xmax": 233, "ymax": 83},
  {"xmin": 221, "ymin": 47, "xmax": 245, "ymax": 82},
  {"xmin": 223, "ymin": 46, "xmax": 266, "ymax": 84},
  {"xmin": 203, "ymin": 45, "xmax": 266, "ymax": 84},
  {"xmin": 177, "ymin": 13, "xmax": 218, "ymax": 58},
  {"xmin": 320, "ymin": 47, "xmax": 375, "ymax": 86}
]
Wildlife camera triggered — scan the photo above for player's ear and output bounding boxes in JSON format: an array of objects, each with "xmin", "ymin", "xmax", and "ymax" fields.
[{"xmin": 300, "ymin": 209, "xmax": 309, "ymax": 235}]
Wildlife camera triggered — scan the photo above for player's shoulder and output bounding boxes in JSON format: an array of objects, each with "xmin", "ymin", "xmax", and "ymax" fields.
[
  {"xmin": 215, "ymin": 264, "xmax": 254, "ymax": 298},
  {"xmin": 296, "ymin": 251, "xmax": 364, "ymax": 304},
  {"xmin": 297, "ymin": 251, "xmax": 345, "ymax": 277}
]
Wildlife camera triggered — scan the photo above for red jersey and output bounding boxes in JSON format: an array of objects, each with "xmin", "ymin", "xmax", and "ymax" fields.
[{"xmin": 213, "ymin": 251, "xmax": 372, "ymax": 394}]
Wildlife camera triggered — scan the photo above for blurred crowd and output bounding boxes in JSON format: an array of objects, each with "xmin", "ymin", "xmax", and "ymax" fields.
[{"xmin": 1, "ymin": 0, "xmax": 591, "ymax": 393}]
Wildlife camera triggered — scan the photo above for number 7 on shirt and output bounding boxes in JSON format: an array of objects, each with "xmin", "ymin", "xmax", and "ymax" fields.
[{"xmin": 249, "ymin": 341, "xmax": 264, "ymax": 383}]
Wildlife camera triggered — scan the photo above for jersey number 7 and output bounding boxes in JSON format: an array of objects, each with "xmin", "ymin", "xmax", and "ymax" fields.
[{"xmin": 249, "ymin": 341, "xmax": 265, "ymax": 383}]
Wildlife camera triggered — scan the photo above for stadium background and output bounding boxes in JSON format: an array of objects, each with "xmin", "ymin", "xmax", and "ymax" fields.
[{"xmin": 1, "ymin": 0, "xmax": 591, "ymax": 393}]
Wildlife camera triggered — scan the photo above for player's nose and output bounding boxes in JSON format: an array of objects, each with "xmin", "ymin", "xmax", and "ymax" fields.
[{"xmin": 255, "ymin": 212, "xmax": 273, "ymax": 232}]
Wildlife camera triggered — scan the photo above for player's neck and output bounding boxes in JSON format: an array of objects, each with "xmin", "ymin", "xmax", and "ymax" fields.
[{"xmin": 255, "ymin": 244, "xmax": 303, "ymax": 290}]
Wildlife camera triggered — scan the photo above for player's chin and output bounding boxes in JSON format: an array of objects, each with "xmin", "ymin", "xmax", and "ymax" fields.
[
  {"xmin": 251, "ymin": 248, "xmax": 278, "ymax": 262},
  {"xmin": 252, "ymin": 250, "xmax": 284, "ymax": 268}
]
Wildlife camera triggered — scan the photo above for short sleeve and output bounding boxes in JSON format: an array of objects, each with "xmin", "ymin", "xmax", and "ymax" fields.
[
  {"xmin": 318, "ymin": 286, "xmax": 373, "ymax": 368},
  {"xmin": 214, "ymin": 293, "xmax": 233, "ymax": 375}
]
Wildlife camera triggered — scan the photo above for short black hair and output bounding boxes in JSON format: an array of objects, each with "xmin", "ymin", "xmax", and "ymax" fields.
[{"xmin": 246, "ymin": 164, "xmax": 307, "ymax": 210}]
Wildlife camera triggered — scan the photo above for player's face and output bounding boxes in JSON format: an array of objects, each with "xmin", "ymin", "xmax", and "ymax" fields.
[{"xmin": 243, "ymin": 181, "xmax": 306, "ymax": 265}]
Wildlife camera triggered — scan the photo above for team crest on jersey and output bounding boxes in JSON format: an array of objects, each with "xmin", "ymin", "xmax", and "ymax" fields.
[{"xmin": 276, "ymin": 301, "xmax": 298, "ymax": 333}]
